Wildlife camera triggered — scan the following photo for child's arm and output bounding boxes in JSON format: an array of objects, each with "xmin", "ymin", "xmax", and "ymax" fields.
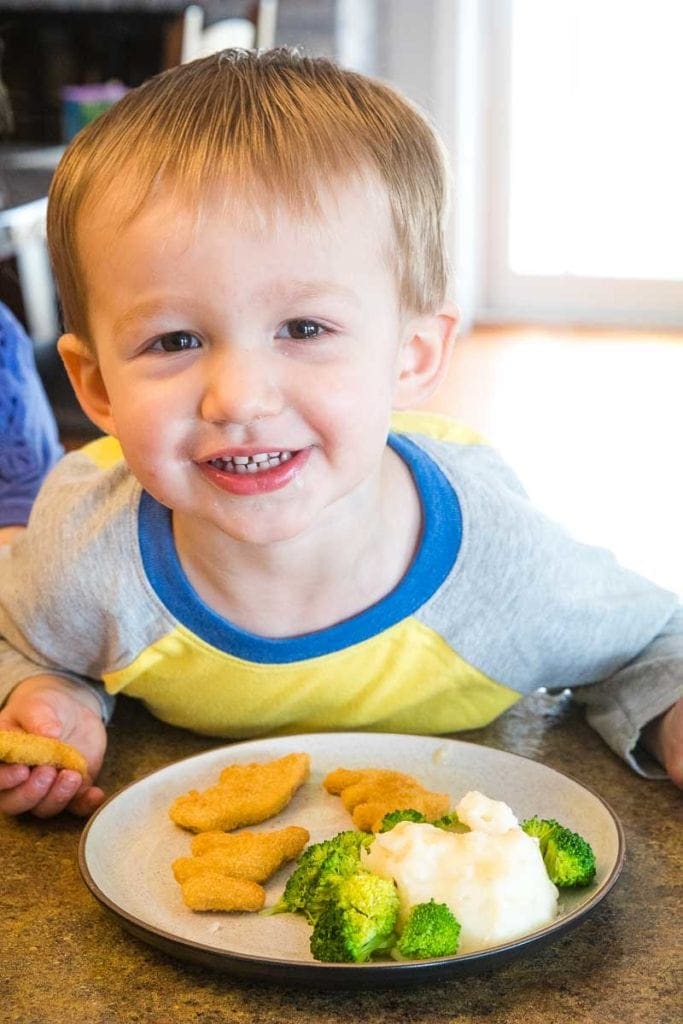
[
  {"xmin": 0, "ymin": 674, "xmax": 106, "ymax": 817},
  {"xmin": 417, "ymin": 438, "xmax": 683, "ymax": 786},
  {"xmin": 563, "ymin": 603, "xmax": 683, "ymax": 787},
  {"xmin": 0, "ymin": 445, "xmax": 122, "ymax": 812}
]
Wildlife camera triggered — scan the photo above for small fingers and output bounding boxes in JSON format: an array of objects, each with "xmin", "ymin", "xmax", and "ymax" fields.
[
  {"xmin": 0, "ymin": 762, "xmax": 31, "ymax": 790},
  {"xmin": 0, "ymin": 763, "xmax": 104, "ymax": 819},
  {"xmin": 68, "ymin": 785, "xmax": 105, "ymax": 818},
  {"xmin": 32, "ymin": 769, "xmax": 85, "ymax": 819},
  {"xmin": 0, "ymin": 764, "xmax": 58, "ymax": 816}
]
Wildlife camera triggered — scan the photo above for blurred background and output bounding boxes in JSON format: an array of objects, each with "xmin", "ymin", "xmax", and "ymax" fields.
[{"xmin": 0, "ymin": 0, "xmax": 681, "ymax": 594}]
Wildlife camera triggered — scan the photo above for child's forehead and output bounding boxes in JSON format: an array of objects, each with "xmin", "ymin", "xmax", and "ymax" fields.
[
  {"xmin": 78, "ymin": 167, "xmax": 393, "ymax": 251},
  {"xmin": 76, "ymin": 169, "xmax": 400, "ymax": 317}
]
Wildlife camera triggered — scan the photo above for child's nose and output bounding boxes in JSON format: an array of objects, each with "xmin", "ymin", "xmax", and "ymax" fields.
[{"xmin": 200, "ymin": 347, "xmax": 284, "ymax": 425}]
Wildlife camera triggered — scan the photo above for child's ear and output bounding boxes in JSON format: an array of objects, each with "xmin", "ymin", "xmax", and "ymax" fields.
[
  {"xmin": 393, "ymin": 302, "xmax": 459, "ymax": 409},
  {"xmin": 57, "ymin": 333, "xmax": 117, "ymax": 437}
]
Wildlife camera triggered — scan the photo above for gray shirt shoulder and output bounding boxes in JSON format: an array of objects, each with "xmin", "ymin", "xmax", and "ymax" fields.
[{"xmin": 409, "ymin": 434, "xmax": 683, "ymax": 774}]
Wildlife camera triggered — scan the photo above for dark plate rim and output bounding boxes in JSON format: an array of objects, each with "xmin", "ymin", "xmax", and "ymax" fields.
[{"xmin": 78, "ymin": 733, "xmax": 625, "ymax": 987}]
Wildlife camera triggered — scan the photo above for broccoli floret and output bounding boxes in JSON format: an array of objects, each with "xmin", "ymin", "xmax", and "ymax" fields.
[
  {"xmin": 305, "ymin": 831, "xmax": 376, "ymax": 922},
  {"xmin": 395, "ymin": 899, "xmax": 461, "ymax": 959},
  {"xmin": 269, "ymin": 830, "xmax": 373, "ymax": 921},
  {"xmin": 379, "ymin": 808, "xmax": 470, "ymax": 834},
  {"xmin": 522, "ymin": 816, "xmax": 596, "ymax": 887},
  {"xmin": 430, "ymin": 810, "xmax": 469, "ymax": 834},
  {"xmin": 309, "ymin": 871, "xmax": 400, "ymax": 963},
  {"xmin": 270, "ymin": 840, "xmax": 329, "ymax": 916},
  {"xmin": 378, "ymin": 808, "xmax": 428, "ymax": 832}
]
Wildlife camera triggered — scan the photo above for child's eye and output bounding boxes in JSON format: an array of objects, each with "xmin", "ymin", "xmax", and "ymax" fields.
[
  {"xmin": 278, "ymin": 319, "xmax": 326, "ymax": 341},
  {"xmin": 152, "ymin": 331, "xmax": 201, "ymax": 352}
]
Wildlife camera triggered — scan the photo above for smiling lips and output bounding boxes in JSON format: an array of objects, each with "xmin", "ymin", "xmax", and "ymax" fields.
[
  {"xmin": 199, "ymin": 447, "xmax": 310, "ymax": 495},
  {"xmin": 209, "ymin": 450, "xmax": 293, "ymax": 474}
]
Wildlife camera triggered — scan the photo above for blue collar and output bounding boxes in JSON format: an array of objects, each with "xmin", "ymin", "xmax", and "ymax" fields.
[{"xmin": 137, "ymin": 432, "xmax": 461, "ymax": 664}]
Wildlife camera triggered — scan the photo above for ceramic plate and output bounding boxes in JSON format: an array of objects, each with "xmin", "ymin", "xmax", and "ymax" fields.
[{"xmin": 79, "ymin": 733, "xmax": 624, "ymax": 988}]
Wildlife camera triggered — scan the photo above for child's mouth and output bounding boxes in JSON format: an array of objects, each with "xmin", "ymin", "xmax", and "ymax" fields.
[
  {"xmin": 199, "ymin": 448, "xmax": 310, "ymax": 495},
  {"xmin": 207, "ymin": 450, "xmax": 293, "ymax": 474}
]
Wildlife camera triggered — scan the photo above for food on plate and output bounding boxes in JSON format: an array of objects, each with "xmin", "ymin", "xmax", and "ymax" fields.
[
  {"xmin": 166, "ymin": 751, "xmax": 597, "ymax": 948},
  {"xmin": 364, "ymin": 791, "xmax": 560, "ymax": 955},
  {"xmin": 169, "ymin": 752, "xmax": 310, "ymax": 832},
  {"xmin": 521, "ymin": 816, "xmax": 596, "ymax": 887},
  {"xmin": 0, "ymin": 728, "xmax": 88, "ymax": 777},
  {"xmin": 267, "ymin": 827, "xmax": 460, "ymax": 963},
  {"xmin": 269, "ymin": 829, "xmax": 374, "ymax": 922},
  {"xmin": 270, "ymin": 789, "xmax": 596, "ymax": 963},
  {"xmin": 309, "ymin": 871, "xmax": 399, "ymax": 964},
  {"xmin": 172, "ymin": 825, "xmax": 310, "ymax": 884},
  {"xmin": 394, "ymin": 899, "xmax": 461, "ymax": 959},
  {"xmin": 323, "ymin": 766, "xmax": 450, "ymax": 832},
  {"xmin": 378, "ymin": 808, "xmax": 469, "ymax": 833},
  {"xmin": 378, "ymin": 808, "xmax": 431, "ymax": 831},
  {"xmin": 180, "ymin": 872, "xmax": 266, "ymax": 912}
]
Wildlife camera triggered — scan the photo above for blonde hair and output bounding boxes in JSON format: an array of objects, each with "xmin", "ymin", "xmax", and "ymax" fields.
[{"xmin": 47, "ymin": 48, "xmax": 450, "ymax": 341}]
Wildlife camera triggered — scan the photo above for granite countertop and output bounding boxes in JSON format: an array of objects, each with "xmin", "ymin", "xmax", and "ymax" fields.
[{"xmin": 2, "ymin": 691, "xmax": 681, "ymax": 1024}]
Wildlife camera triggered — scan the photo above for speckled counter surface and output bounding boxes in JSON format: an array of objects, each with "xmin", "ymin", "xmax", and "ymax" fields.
[{"xmin": 2, "ymin": 692, "xmax": 681, "ymax": 1024}]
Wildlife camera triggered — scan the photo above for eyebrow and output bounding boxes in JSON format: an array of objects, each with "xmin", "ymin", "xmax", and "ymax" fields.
[
  {"xmin": 112, "ymin": 302, "xmax": 176, "ymax": 336},
  {"xmin": 112, "ymin": 280, "xmax": 361, "ymax": 336}
]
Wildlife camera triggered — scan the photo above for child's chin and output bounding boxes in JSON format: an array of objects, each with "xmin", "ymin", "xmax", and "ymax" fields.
[{"xmin": 218, "ymin": 511, "xmax": 315, "ymax": 547}]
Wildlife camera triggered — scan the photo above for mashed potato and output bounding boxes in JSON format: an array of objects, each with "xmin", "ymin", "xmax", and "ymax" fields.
[{"xmin": 362, "ymin": 791, "xmax": 558, "ymax": 954}]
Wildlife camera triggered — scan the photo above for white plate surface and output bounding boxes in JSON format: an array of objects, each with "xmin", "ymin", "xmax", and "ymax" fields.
[{"xmin": 79, "ymin": 733, "xmax": 624, "ymax": 986}]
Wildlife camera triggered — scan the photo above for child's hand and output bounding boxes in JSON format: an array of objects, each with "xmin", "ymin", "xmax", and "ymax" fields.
[
  {"xmin": 0, "ymin": 675, "xmax": 107, "ymax": 817},
  {"xmin": 641, "ymin": 697, "xmax": 683, "ymax": 790}
]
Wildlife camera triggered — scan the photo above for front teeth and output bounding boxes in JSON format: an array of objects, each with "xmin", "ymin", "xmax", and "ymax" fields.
[{"xmin": 209, "ymin": 451, "xmax": 294, "ymax": 474}]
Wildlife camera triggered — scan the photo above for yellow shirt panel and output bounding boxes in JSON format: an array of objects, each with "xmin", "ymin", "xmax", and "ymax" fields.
[
  {"xmin": 103, "ymin": 617, "xmax": 519, "ymax": 738},
  {"xmin": 390, "ymin": 411, "xmax": 484, "ymax": 446},
  {"xmin": 80, "ymin": 435, "xmax": 125, "ymax": 468}
]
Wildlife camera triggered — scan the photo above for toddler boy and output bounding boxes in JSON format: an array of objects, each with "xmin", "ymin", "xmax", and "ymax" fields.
[{"xmin": 0, "ymin": 49, "xmax": 681, "ymax": 818}]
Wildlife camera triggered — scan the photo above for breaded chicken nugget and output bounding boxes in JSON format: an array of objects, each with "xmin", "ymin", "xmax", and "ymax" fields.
[
  {"xmin": 191, "ymin": 824, "xmax": 309, "ymax": 861},
  {"xmin": 336, "ymin": 772, "xmax": 424, "ymax": 812},
  {"xmin": 322, "ymin": 767, "xmax": 367, "ymax": 794},
  {"xmin": 0, "ymin": 728, "xmax": 87, "ymax": 778},
  {"xmin": 173, "ymin": 853, "xmax": 231, "ymax": 884},
  {"xmin": 173, "ymin": 825, "xmax": 310, "ymax": 883},
  {"xmin": 324, "ymin": 767, "xmax": 418, "ymax": 801},
  {"xmin": 180, "ymin": 872, "xmax": 265, "ymax": 912},
  {"xmin": 323, "ymin": 766, "xmax": 449, "ymax": 832},
  {"xmin": 169, "ymin": 752, "xmax": 310, "ymax": 833}
]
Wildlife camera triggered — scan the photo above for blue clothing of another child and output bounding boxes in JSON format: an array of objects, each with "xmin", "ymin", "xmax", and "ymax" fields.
[{"xmin": 0, "ymin": 303, "xmax": 63, "ymax": 528}]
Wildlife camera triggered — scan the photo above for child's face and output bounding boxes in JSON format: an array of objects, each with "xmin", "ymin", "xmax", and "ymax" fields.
[{"xmin": 64, "ymin": 177, "xmax": 446, "ymax": 546}]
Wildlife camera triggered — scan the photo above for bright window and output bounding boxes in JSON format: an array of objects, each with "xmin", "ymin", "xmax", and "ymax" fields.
[{"xmin": 508, "ymin": 0, "xmax": 683, "ymax": 281}]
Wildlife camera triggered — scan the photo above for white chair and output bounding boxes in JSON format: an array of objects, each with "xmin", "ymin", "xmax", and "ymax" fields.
[
  {"xmin": 181, "ymin": 0, "xmax": 279, "ymax": 63},
  {"xmin": 0, "ymin": 145, "xmax": 65, "ymax": 347},
  {"xmin": 0, "ymin": 196, "xmax": 57, "ymax": 347}
]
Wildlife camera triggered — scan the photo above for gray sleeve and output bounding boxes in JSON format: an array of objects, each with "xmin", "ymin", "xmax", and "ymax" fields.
[
  {"xmin": 0, "ymin": 638, "xmax": 116, "ymax": 723},
  {"xmin": 415, "ymin": 437, "xmax": 683, "ymax": 774},
  {"xmin": 570, "ymin": 606, "xmax": 683, "ymax": 778},
  {"xmin": 0, "ymin": 449, "xmax": 170, "ymax": 725}
]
